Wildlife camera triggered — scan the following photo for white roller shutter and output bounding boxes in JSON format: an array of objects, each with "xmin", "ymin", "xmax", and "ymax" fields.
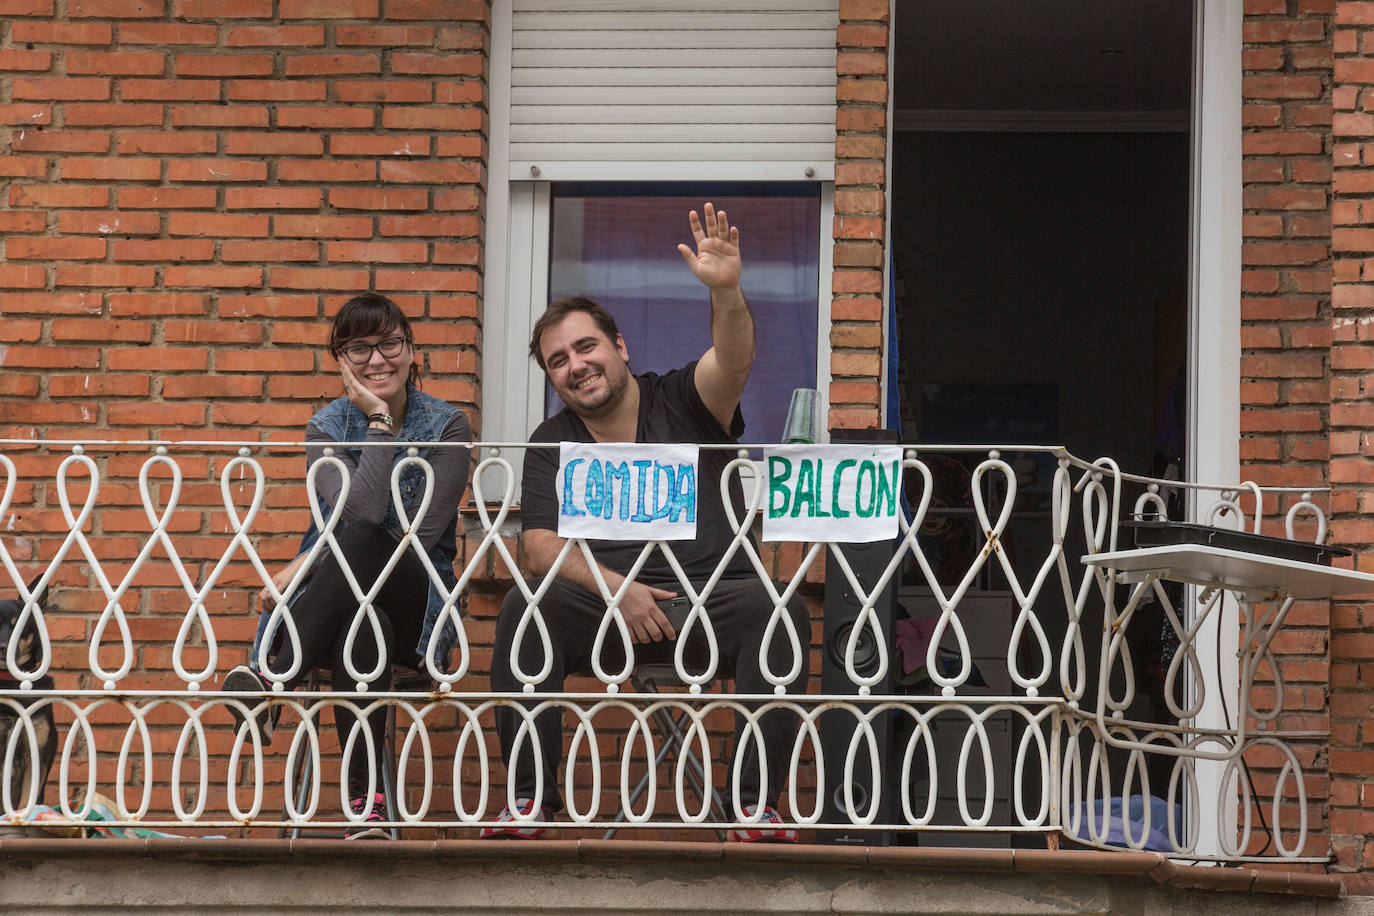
[{"xmin": 508, "ymin": 0, "xmax": 839, "ymax": 181}]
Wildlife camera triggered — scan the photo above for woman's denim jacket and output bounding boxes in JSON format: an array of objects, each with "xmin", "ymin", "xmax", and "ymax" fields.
[{"xmin": 253, "ymin": 385, "xmax": 463, "ymax": 671}]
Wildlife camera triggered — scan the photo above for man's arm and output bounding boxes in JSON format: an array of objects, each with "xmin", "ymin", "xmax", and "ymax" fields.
[
  {"xmin": 524, "ymin": 527, "xmax": 679, "ymax": 644},
  {"xmin": 677, "ymin": 203, "xmax": 754, "ymax": 430}
]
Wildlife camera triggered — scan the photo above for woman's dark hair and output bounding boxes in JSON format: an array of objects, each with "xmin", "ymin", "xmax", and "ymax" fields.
[
  {"xmin": 329, "ymin": 293, "xmax": 421, "ymax": 387},
  {"xmin": 528, "ymin": 295, "xmax": 621, "ymax": 370}
]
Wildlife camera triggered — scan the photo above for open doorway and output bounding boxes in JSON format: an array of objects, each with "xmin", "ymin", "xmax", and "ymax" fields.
[{"xmin": 888, "ymin": 0, "xmax": 1194, "ymax": 846}]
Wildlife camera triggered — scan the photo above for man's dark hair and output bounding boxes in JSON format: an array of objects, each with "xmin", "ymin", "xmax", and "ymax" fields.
[
  {"xmin": 328, "ymin": 293, "xmax": 421, "ymax": 387},
  {"xmin": 528, "ymin": 295, "xmax": 620, "ymax": 370}
]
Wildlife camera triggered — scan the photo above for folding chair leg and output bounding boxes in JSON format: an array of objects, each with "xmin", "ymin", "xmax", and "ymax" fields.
[
  {"xmin": 664, "ymin": 709, "xmax": 728, "ymax": 841},
  {"xmin": 654, "ymin": 705, "xmax": 729, "ymax": 840},
  {"xmin": 674, "ymin": 735, "xmax": 729, "ymax": 841},
  {"xmin": 603, "ymin": 704, "xmax": 727, "ymax": 841},
  {"xmin": 277, "ymin": 679, "xmax": 329, "ymax": 840},
  {"xmin": 604, "ymin": 708, "xmax": 684, "ymax": 840},
  {"xmin": 281, "ymin": 731, "xmax": 314, "ymax": 840},
  {"xmin": 382, "ymin": 699, "xmax": 400, "ymax": 840}
]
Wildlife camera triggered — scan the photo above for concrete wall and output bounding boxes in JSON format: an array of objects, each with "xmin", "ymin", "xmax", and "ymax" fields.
[{"xmin": 0, "ymin": 841, "xmax": 1365, "ymax": 915}]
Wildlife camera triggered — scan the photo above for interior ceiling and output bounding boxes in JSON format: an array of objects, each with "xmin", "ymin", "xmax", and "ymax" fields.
[{"xmin": 894, "ymin": 0, "xmax": 1194, "ymax": 113}]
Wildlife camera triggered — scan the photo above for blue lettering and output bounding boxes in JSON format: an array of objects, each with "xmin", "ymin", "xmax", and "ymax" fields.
[
  {"xmin": 631, "ymin": 459, "xmax": 653, "ymax": 522},
  {"xmin": 561, "ymin": 458, "xmax": 585, "ymax": 517},
  {"xmin": 584, "ymin": 459, "xmax": 605, "ymax": 518},
  {"xmin": 670, "ymin": 463, "xmax": 696, "ymax": 523},
  {"xmin": 604, "ymin": 460, "xmax": 631, "ymax": 520},
  {"xmin": 651, "ymin": 462, "xmax": 675, "ymax": 520}
]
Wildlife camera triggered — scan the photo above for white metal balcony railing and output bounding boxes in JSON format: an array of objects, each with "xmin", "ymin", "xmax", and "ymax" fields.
[{"xmin": 0, "ymin": 438, "xmax": 1329, "ymax": 861}]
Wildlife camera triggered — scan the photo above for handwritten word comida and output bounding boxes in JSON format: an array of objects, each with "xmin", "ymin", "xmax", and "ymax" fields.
[
  {"xmin": 762, "ymin": 444, "xmax": 903, "ymax": 543},
  {"xmin": 556, "ymin": 442, "xmax": 699, "ymax": 541}
]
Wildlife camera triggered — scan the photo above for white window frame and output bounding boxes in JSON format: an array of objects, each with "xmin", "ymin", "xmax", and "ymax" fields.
[
  {"xmin": 486, "ymin": 4, "xmax": 836, "ymax": 495},
  {"xmin": 1187, "ymin": 0, "xmax": 1243, "ymax": 860},
  {"xmin": 484, "ymin": 0, "xmax": 519, "ymax": 451},
  {"xmin": 882, "ymin": 0, "xmax": 1241, "ymax": 856}
]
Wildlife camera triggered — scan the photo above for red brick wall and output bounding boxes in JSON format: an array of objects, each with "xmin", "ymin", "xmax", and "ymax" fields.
[
  {"xmin": 1241, "ymin": 0, "xmax": 1337, "ymax": 869},
  {"xmin": 1331, "ymin": 0, "xmax": 1374, "ymax": 891},
  {"xmin": 0, "ymin": 1, "xmax": 490, "ymax": 633},
  {"xmin": 0, "ymin": 0, "xmax": 490, "ymax": 828},
  {"xmin": 0, "ymin": 0, "xmax": 488, "ymax": 442},
  {"xmin": 830, "ymin": 0, "xmax": 888, "ymax": 431}
]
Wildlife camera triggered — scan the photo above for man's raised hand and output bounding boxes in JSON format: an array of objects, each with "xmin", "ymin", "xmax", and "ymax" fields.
[{"xmin": 677, "ymin": 202, "xmax": 741, "ymax": 291}]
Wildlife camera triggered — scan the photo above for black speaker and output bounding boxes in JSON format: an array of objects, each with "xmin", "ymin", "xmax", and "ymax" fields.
[{"xmin": 817, "ymin": 429, "xmax": 900, "ymax": 846}]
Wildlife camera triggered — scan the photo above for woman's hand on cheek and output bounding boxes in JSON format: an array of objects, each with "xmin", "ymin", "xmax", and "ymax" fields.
[{"xmin": 340, "ymin": 361, "xmax": 388, "ymax": 417}]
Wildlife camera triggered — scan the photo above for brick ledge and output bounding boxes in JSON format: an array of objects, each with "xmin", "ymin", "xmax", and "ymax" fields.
[{"xmin": 0, "ymin": 838, "xmax": 1345, "ymax": 899}]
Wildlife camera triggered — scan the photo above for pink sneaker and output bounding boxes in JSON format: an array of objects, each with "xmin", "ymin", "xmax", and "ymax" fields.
[
  {"xmin": 346, "ymin": 792, "xmax": 391, "ymax": 840},
  {"xmin": 479, "ymin": 798, "xmax": 551, "ymax": 839},
  {"xmin": 728, "ymin": 804, "xmax": 798, "ymax": 843}
]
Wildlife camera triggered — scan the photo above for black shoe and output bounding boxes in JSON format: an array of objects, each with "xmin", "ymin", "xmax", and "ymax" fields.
[{"xmin": 223, "ymin": 665, "xmax": 279, "ymax": 744}]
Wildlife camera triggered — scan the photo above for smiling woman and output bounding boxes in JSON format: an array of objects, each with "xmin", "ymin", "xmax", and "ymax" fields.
[
  {"xmin": 336, "ymin": 333, "xmax": 412, "ymax": 410},
  {"xmin": 222, "ymin": 293, "xmax": 473, "ymax": 841}
]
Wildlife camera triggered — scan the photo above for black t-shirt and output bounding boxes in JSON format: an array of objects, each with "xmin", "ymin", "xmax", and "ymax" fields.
[{"xmin": 521, "ymin": 360, "xmax": 754, "ymax": 584}]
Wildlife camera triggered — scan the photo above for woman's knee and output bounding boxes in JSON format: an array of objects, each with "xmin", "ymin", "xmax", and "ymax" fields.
[
  {"xmin": 321, "ymin": 521, "xmax": 395, "ymax": 576},
  {"xmin": 332, "ymin": 604, "xmax": 396, "ymax": 662},
  {"xmin": 337, "ymin": 519, "xmax": 391, "ymax": 547}
]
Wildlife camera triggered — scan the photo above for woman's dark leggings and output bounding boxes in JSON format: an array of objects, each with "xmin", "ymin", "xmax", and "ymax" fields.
[{"xmin": 269, "ymin": 522, "xmax": 427, "ymax": 798}]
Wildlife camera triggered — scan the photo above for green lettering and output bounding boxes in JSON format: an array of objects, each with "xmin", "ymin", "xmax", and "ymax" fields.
[
  {"xmin": 768, "ymin": 456, "xmax": 793, "ymax": 519},
  {"xmin": 855, "ymin": 461, "xmax": 876, "ymax": 518},
  {"xmin": 791, "ymin": 458, "xmax": 818, "ymax": 518},
  {"xmin": 831, "ymin": 458, "xmax": 856, "ymax": 519},
  {"xmin": 876, "ymin": 459, "xmax": 899, "ymax": 518},
  {"xmin": 815, "ymin": 459, "xmax": 830, "ymax": 517}
]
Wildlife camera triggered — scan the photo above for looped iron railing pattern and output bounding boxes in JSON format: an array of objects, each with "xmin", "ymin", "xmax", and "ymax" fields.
[{"xmin": 0, "ymin": 439, "xmax": 1328, "ymax": 860}]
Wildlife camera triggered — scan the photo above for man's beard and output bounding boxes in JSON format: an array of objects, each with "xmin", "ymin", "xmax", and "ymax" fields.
[{"xmin": 568, "ymin": 361, "xmax": 630, "ymax": 418}]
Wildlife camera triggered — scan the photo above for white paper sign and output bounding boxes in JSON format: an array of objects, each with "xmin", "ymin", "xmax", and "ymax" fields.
[
  {"xmin": 762, "ymin": 444, "xmax": 903, "ymax": 543},
  {"xmin": 555, "ymin": 442, "xmax": 699, "ymax": 541}
]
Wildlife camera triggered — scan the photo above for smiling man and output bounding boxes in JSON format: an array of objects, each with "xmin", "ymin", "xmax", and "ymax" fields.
[{"xmin": 484, "ymin": 204, "xmax": 811, "ymax": 842}]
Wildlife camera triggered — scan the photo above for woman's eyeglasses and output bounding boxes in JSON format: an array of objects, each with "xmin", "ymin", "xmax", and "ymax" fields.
[{"xmin": 338, "ymin": 336, "xmax": 409, "ymax": 365}]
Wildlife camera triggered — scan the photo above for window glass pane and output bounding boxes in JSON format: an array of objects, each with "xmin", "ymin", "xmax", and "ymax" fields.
[{"xmin": 548, "ymin": 182, "xmax": 820, "ymax": 443}]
